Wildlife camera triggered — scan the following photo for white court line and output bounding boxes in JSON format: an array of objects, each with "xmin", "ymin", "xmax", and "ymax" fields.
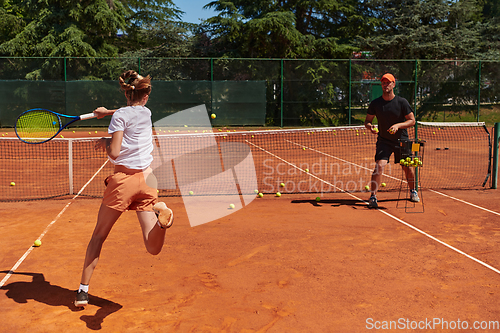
[
  {"xmin": 248, "ymin": 140, "xmax": 500, "ymax": 275},
  {"xmin": 429, "ymin": 189, "xmax": 500, "ymax": 216},
  {"xmin": 288, "ymin": 139, "xmax": 500, "ymax": 217},
  {"xmin": 0, "ymin": 160, "xmax": 108, "ymax": 288}
]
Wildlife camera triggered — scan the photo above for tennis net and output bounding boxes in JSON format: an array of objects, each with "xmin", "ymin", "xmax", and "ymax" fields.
[{"xmin": 0, "ymin": 122, "xmax": 492, "ymax": 201}]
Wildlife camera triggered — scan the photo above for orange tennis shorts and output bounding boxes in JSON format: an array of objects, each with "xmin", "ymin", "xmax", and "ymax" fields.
[{"xmin": 102, "ymin": 165, "xmax": 158, "ymax": 212}]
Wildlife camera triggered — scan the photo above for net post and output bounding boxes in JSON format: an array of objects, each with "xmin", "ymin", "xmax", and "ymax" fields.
[
  {"xmin": 68, "ymin": 139, "xmax": 74, "ymax": 195},
  {"xmin": 493, "ymin": 122, "xmax": 500, "ymax": 189}
]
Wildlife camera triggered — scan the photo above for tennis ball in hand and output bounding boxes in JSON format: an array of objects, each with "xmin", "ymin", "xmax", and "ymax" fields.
[
  {"xmin": 276, "ymin": 192, "xmax": 281, "ymax": 197},
  {"xmin": 229, "ymin": 204, "xmax": 235, "ymax": 209},
  {"xmin": 254, "ymin": 189, "xmax": 259, "ymax": 193},
  {"xmin": 211, "ymin": 113, "xmax": 216, "ymax": 119},
  {"xmin": 381, "ymin": 182, "xmax": 386, "ymax": 187},
  {"xmin": 34, "ymin": 240, "xmax": 41, "ymax": 247}
]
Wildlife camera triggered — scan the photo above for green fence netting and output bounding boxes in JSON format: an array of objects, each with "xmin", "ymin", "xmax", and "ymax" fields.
[{"xmin": 1, "ymin": 57, "xmax": 500, "ymax": 128}]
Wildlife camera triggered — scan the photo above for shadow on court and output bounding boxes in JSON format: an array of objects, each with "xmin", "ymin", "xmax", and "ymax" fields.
[
  {"xmin": 0, "ymin": 271, "xmax": 122, "ymax": 330},
  {"xmin": 291, "ymin": 198, "xmax": 404, "ymax": 209}
]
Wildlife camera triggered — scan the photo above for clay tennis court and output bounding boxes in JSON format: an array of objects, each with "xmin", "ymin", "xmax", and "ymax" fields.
[
  {"xmin": 1, "ymin": 125, "xmax": 500, "ymax": 332},
  {"xmin": 1, "ymin": 189, "xmax": 500, "ymax": 331}
]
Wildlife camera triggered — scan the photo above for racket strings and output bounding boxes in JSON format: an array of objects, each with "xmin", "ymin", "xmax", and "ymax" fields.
[{"xmin": 16, "ymin": 110, "xmax": 61, "ymax": 143}]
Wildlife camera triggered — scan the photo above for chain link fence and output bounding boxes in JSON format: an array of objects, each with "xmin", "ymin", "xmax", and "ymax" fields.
[{"xmin": 1, "ymin": 57, "xmax": 499, "ymax": 127}]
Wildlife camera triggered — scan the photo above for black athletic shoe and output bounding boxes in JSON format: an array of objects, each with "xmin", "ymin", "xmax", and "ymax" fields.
[
  {"xmin": 75, "ymin": 290, "xmax": 89, "ymax": 307},
  {"xmin": 368, "ymin": 196, "xmax": 378, "ymax": 208}
]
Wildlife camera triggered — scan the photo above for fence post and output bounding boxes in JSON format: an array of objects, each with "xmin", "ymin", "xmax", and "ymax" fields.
[
  {"xmin": 280, "ymin": 58, "xmax": 284, "ymax": 128},
  {"xmin": 348, "ymin": 59, "xmax": 352, "ymax": 125},
  {"xmin": 477, "ymin": 60, "xmax": 481, "ymax": 122},
  {"xmin": 210, "ymin": 58, "xmax": 213, "ymax": 115},
  {"xmin": 493, "ymin": 122, "xmax": 500, "ymax": 189}
]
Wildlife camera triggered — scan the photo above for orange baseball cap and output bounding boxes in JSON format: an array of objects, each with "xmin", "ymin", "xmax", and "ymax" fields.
[{"xmin": 380, "ymin": 73, "xmax": 396, "ymax": 82}]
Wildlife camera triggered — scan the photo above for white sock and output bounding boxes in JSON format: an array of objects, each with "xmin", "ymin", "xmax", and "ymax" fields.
[{"xmin": 79, "ymin": 284, "xmax": 89, "ymax": 293}]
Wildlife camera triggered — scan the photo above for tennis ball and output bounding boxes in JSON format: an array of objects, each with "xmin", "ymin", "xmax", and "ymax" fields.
[
  {"xmin": 276, "ymin": 192, "xmax": 281, "ymax": 197},
  {"xmin": 229, "ymin": 204, "xmax": 235, "ymax": 209},
  {"xmin": 211, "ymin": 113, "xmax": 216, "ymax": 119},
  {"xmin": 10, "ymin": 182, "xmax": 15, "ymax": 186},
  {"xmin": 315, "ymin": 197, "xmax": 321, "ymax": 202},
  {"xmin": 399, "ymin": 159, "xmax": 405, "ymax": 165},
  {"xmin": 381, "ymin": 182, "xmax": 386, "ymax": 187},
  {"xmin": 374, "ymin": 128, "xmax": 379, "ymax": 133},
  {"xmin": 34, "ymin": 240, "xmax": 41, "ymax": 247},
  {"xmin": 364, "ymin": 185, "xmax": 370, "ymax": 191},
  {"xmin": 258, "ymin": 193, "xmax": 264, "ymax": 197},
  {"xmin": 280, "ymin": 182, "xmax": 285, "ymax": 187},
  {"xmin": 254, "ymin": 189, "xmax": 259, "ymax": 193},
  {"xmin": 302, "ymin": 147, "xmax": 306, "ymax": 150},
  {"xmin": 188, "ymin": 191, "xmax": 194, "ymax": 195},
  {"xmin": 305, "ymin": 168, "xmax": 309, "ymax": 173}
]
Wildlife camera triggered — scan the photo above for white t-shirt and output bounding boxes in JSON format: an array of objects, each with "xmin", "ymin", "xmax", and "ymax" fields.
[{"xmin": 107, "ymin": 105, "xmax": 154, "ymax": 170}]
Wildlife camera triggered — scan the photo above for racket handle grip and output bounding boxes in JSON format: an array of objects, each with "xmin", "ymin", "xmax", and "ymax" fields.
[{"xmin": 79, "ymin": 112, "xmax": 97, "ymax": 120}]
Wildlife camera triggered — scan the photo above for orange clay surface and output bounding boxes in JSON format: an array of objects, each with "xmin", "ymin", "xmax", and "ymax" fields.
[{"xmin": 1, "ymin": 189, "xmax": 500, "ymax": 332}]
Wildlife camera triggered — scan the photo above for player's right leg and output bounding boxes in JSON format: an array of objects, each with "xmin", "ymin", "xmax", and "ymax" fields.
[
  {"xmin": 76, "ymin": 204, "xmax": 122, "ymax": 307},
  {"xmin": 369, "ymin": 159, "xmax": 388, "ymax": 208}
]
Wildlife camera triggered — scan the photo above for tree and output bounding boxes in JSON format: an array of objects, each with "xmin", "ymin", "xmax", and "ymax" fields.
[
  {"xmin": 357, "ymin": 0, "xmax": 484, "ymax": 60},
  {"xmin": 199, "ymin": 0, "xmax": 371, "ymax": 58},
  {"xmin": 0, "ymin": 0, "xmax": 183, "ymax": 58}
]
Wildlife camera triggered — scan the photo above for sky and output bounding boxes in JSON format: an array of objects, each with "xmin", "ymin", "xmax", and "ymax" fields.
[{"xmin": 176, "ymin": 0, "xmax": 218, "ymax": 23}]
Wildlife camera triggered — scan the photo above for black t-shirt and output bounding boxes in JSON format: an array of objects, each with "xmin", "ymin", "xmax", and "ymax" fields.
[{"xmin": 367, "ymin": 95, "xmax": 413, "ymax": 143}]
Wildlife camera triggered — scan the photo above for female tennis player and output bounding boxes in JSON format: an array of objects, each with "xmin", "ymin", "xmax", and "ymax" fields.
[{"xmin": 75, "ymin": 70, "xmax": 173, "ymax": 307}]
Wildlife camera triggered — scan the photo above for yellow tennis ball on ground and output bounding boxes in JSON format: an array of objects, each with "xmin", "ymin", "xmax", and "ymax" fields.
[
  {"xmin": 229, "ymin": 204, "xmax": 235, "ymax": 209},
  {"xmin": 10, "ymin": 182, "xmax": 15, "ymax": 186},
  {"xmin": 34, "ymin": 240, "xmax": 41, "ymax": 247},
  {"xmin": 258, "ymin": 192, "xmax": 264, "ymax": 197},
  {"xmin": 276, "ymin": 192, "xmax": 281, "ymax": 197},
  {"xmin": 211, "ymin": 113, "xmax": 216, "ymax": 119},
  {"xmin": 381, "ymin": 182, "xmax": 386, "ymax": 187}
]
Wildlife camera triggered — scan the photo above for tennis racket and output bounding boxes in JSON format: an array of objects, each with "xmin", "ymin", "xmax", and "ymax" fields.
[{"xmin": 15, "ymin": 108, "xmax": 96, "ymax": 144}]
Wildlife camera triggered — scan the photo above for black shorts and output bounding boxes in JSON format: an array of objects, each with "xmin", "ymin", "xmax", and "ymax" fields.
[{"xmin": 375, "ymin": 138, "xmax": 410, "ymax": 163}]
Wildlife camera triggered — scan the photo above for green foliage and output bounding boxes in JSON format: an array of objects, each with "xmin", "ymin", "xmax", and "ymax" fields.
[
  {"xmin": 201, "ymin": 0, "xmax": 363, "ymax": 58},
  {"xmin": 357, "ymin": 0, "xmax": 498, "ymax": 60}
]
